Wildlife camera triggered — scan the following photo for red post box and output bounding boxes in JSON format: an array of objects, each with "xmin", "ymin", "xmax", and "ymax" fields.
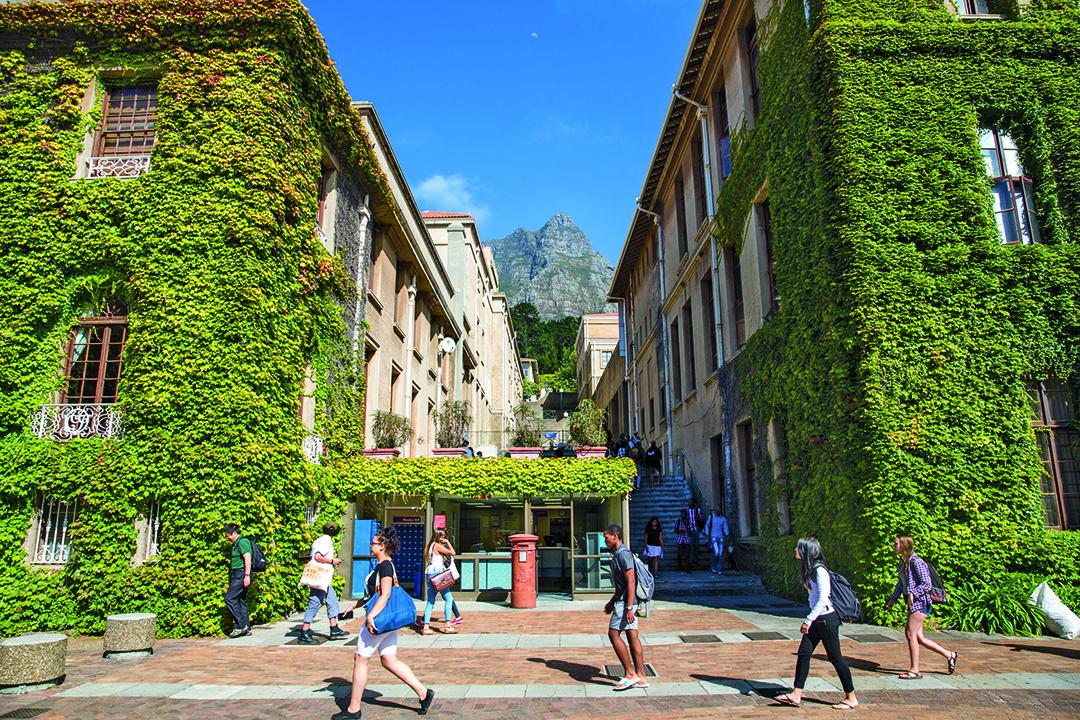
[{"xmin": 508, "ymin": 533, "xmax": 539, "ymax": 609}]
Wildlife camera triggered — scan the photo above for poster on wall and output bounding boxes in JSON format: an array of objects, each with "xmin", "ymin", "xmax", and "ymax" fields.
[{"xmin": 434, "ymin": 514, "xmax": 446, "ymax": 529}]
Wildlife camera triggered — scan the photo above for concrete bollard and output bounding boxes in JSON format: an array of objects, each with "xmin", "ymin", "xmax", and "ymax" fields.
[
  {"xmin": 102, "ymin": 612, "xmax": 157, "ymax": 659},
  {"xmin": 0, "ymin": 632, "xmax": 68, "ymax": 694}
]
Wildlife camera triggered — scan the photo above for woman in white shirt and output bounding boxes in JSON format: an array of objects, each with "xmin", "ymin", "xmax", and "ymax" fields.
[
  {"xmin": 776, "ymin": 537, "xmax": 858, "ymax": 711},
  {"xmin": 297, "ymin": 522, "xmax": 350, "ymax": 645}
]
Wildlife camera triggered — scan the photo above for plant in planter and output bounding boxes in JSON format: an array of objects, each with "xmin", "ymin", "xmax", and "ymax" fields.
[
  {"xmin": 365, "ymin": 410, "xmax": 412, "ymax": 459},
  {"xmin": 432, "ymin": 401, "xmax": 471, "ymax": 457},
  {"xmin": 506, "ymin": 404, "xmax": 543, "ymax": 458},
  {"xmin": 567, "ymin": 399, "xmax": 608, "ymax": 457}
]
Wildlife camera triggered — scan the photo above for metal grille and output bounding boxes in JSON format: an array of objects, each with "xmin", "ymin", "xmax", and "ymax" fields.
[
  {"xmin": 0, "ymin": 708, "xmax": 52, "ymax": 719},
  {"xmin": 303, "ymin": 434, "xmax": 324, "ymax": 465},
  {"xmin": 604, "ymin": 663, "xmax": 658, "ymax": 679},
  {"xmin": 742, "ymin": 631, "xmax": 788, "ymax": 641},
  {"xmin": 87, "ymin": 155, "xmax": 151, "ymax": 179},
  {"xmin": 145, "ymin": 501, "xmax": 162, "ymax": 558},
  {"xmin": 304, "ymin": 502, "xmax": 320, "ymax": 526},
  {"xmin": 32, "ymin": 496, "xmax": 78, "ymax": 564},
  {"xmin": 30, "ymin": 403, "xmax": 123, "ymax": 440}
]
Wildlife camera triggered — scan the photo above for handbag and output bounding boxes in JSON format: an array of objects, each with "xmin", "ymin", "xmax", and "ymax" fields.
[
  {"xmin": 364, "ymin": 561, "xmax": 416, "ymax": 634},
  {"xmin": 430, "ymin": 567, "xmax": 456, "ymax": 591},
  {"xmin": 298, "ymin": 559, "xmax": 334, "ymax": 592}
]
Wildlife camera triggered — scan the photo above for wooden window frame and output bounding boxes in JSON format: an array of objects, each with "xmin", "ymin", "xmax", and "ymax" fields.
[
  {"xmin": 745, "ymin": 19, "xmax": 762, "ymax": 120},
  {"xmin": 62, "ymin": 311, "xmax": 128, "ymax": 405},
  {"xmin": 675, "ymin": 177, "xmax": 689, "ymax": 258},
  {"xmin": 692, "ymin": 137, "xmax": 708, "ymax": 226},
  {"xmin": 757, "ymin": 200, "xmax": 779, "ymax": 316},
  {"xmin": 726, "ymin": 246, "xmax": 746, "ymax": 348},
  {"xmin": 95, "ymin": 85, "xmax": 158, "ymax": 158},
  {"xmin": 713, "ymin": 87, "xmax": 733, "ymax": 180},
  {"xmin": 670, "ymin": 317, "xmax": 682, "ymax": 403},
  {"xmin": 701, "ymin": 275, "xmax": 718, "ymax": 373},
  {"xmin": 1030, "ymin": 379, "xmax": 1078, "ymax": 530},
  {"xmin": 980, "ymin": 126, "xmax": 1041, "ymax": 245},
  {"xmin": 682, "ymin": 301, "xmax": 696, "ymax": 395}
]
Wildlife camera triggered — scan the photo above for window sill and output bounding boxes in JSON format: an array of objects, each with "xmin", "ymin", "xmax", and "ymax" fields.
[
  {"xmin": 392, "ymin": 323, "xmax": 406, "ymax": 341},
  {"xmin": 683, "ymin": 389, "xmax": 699, "ymax": 404},
  {"xmin": 957, "ymin": 12, "xmax": 1005, "ymax": 20},
  {"xmin": 428, "ymin": 368, "xmax": 438, "ymax": 382},
  {"xmin": 725, "ymin": 345, "xmax": 745, "ymax": 364},
  {"xmin": 413, "ymin": 349, "xmax": 424, "ymax": 364},
  {"xmin": 704, "ymin": 370, "xmax": 720, "ymax": 386},
  {"xmin": 367, "ymin": 290, "xmax": 383, "ymax": 313}
]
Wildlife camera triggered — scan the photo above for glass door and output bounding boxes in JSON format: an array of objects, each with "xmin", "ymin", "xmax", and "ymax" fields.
[{"xmin": 531, "ymin": 505, "xmax": 572, "ymax": 595}]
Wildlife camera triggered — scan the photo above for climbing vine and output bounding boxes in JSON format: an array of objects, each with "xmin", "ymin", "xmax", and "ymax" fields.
[
  {"xmin": 0, "ymin": 0, "xmax": 380, "ymax": 637},
  {"xmin": 719, "ymin": 0, "xmax": 1080, "ymax": 621}
]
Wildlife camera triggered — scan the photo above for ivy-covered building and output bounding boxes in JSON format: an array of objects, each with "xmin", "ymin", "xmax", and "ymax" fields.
[
  {"xmin": 0, "ymin": 0, "xmax": 406, "ymax": 636},
  {"xmin": 608, "ymin": 0, "xmax": 1080, "ymax": 620}
]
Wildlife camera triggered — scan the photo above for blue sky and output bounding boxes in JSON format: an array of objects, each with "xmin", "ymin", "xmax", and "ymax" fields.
[{"xmin": 304, "ymin": 0, "xmax": 700, "ymax": 264}]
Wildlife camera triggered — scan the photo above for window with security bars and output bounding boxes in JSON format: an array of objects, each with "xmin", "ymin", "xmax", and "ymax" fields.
[
  {"xmin": 64, "ymin": 301, "xmax": 128, "ymax": 404},
  {"xmin": 33, "ymin": 496, "xmax": 78, "ymax": 564},
  {"xmin": 1029, "ymin": 378, "xmax": 1078, "ymax": 529},
  {"xmin": 756, "ymin": 200, "xmax": 779, "ymax": 316},
  {"xmin": 96, "ymin": 86, "xmax": 158, "ymax": 157},
  {"xmin": 979, "ymin": 127, "xmax": 1041, "ymax": 245},
  {"xmin": 145, "ymin": 501, "xmax": 162, "ymax": 558},
  {"xmin": 745, "ymin": 18, "xmax": 761, "ymax": 119}
]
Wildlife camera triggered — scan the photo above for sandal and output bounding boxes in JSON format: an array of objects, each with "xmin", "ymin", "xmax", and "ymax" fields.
[
  {"xmin": 898, "ymin": 672, "xmax": 923, "ymax": 680},
  {"xmin": 441, "ymin": 626, "xmax": 458, "ymax": 634},
  {"xmin": 948, "ymin": 652, "xmax": 957, "ymax": 675},
  {"xmin": 775, "ymin": 694, "xmax": 801, "ymax": 707},
  {"xmin": 612, "ymin": 677, "xmax": 638, "ymax": 691},
  {"xmin": 421, "ymin": 626, "xmax": 435, "ymax": 636},
  {"xmin": 833, "ymin": 701, "xmax": 858, "ymax": 711}
]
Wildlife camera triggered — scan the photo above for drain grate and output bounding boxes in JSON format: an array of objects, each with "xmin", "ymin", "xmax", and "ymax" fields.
[
  {"xmin": 742, "ymin": 631, "xmax": 789, "ymax": 641},
  {"xmin": 0, "ymin": 709, "xmax": 51, "ymax": 719},
  {"xmin": 284, "ymin": 636, "xmax": 328, "ymax": 646},
  {"xmin": 848, "ymin": 633, "xmax": 896, "ymax": 643},
  {"xmin": 680, "ymin": 634, "xmax": 722, "ymax": 644},
  {"xmin": 604, "ymin": 663, "xmax": 658, "ymax": 679}
]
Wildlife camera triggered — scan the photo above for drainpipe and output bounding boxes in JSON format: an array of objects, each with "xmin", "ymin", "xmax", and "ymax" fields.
[
  {"xmin": 402, "ymin": 276, "xmax": 417, "ymax": 457},
  {"xmin": 627, "ymin": 281, "xmax": 641, "ymax": 438},
  {"xmin": 673, "ymin": 87, "xmax": 725, "ymax": 372},
  {"xmin": 636, "ymin": 201, "xmax": 675, "ymax": 476},
  {"xmin": 352, "ymin": 196, "xmax": 372, "ymax": 355},
  {"xmin": 619, "ymin": 299, "xmax": 631, "ymax": 436}
]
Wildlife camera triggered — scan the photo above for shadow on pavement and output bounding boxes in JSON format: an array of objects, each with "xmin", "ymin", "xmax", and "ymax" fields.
[
  {"xmin": 990, "ymin": 641, "xmax": 1080, "ymax": 661},
  {"xmin": 526, "ymin": 657, "xmax": 610, "ymax": 684},
  {"xmin": 689, "ymin": 673, "xmax": 752, "ymax": 694},
  {"xmin": 815, "ymin": 654, "xmax": 894, "ymax": 674}
]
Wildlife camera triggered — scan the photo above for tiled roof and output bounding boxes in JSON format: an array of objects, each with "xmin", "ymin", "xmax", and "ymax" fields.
[{"xmin": 421, "ymin": 211, "xmax": 475, "ymax": 220}]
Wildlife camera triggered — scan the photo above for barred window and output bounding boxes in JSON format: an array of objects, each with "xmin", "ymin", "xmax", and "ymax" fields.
[
  {"xmin": 979, "ymin": 127, "xmax": 1040, "ymax": 245},
  {"xmin": 745, "ymin": 18, "xmax": 762, "ymax": 119},
  {"xmin": 97, "ymin": 86, "xmax": 158, "ymax": 157},
  {"xmin": 145, "ymin": 501, "xmax": 162, "ymax": 559},
  {"xmin": 1029, "ymin": 378, "xmax": 1078, "ymax": 529},
  {"xmin": 304, "ymin": 502, "xmax": 321, "ymax": 526},
  {"xmin": 33, "ymin": 496, "xmax": 78, "ymax": 564}
]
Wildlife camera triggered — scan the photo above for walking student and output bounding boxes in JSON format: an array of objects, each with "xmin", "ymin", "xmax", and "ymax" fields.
[
  {"xmin": 603, "ymin": 524, "xmax": 648, "ymax": 691},
  {"xmin": 297, "ymin": 521, "xmax": 350, "ymax": 644},
  {"xmin": 887, "ymin": 534, "xmax": 957, "ymax": 679},
  {"xmin": 705, "ymin": 505, "xmax": 729, "ymax": 574},
  {"xmin": 687, "ymin": 499, "xmax": 705, "ymax": 570},
  {"xmin": 673, "ymin": 509, "xmax": 693, "ymax": 573},
  {"xmin": 223, "ymin": 523, "xmax": 252, "ymax": 638},
  {"xmin": 642, "ymin": 517, "xmax": 664, "ymax": 579},
  {"xmin": 420, "ymin": 529, "xmax": 458, "ymax": 635},
  {"xmin": 644, "ymin": 441, "xmax": 662, "ymax": 489},
  {"xmin": 334, "ymin": 526, "xmax": 435, "ymax": 720},
  {"xmin": 776, "ymin": 537, "xmax": 858, "ymax": 711}
]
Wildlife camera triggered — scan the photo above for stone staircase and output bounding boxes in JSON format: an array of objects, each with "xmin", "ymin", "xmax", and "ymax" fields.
[{"xmin": 628, "ymin": 475, "xmax": 765, "ymax": 598}]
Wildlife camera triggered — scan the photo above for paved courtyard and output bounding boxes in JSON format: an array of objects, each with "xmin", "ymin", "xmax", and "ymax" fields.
[{"xmin": 2, "ymin": 594, "xmax": 1079, "ymax": 719}]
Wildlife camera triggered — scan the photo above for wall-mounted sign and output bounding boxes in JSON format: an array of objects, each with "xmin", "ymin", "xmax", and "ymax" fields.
[
  {"xmin": 433, "ymin": 514, "xmax": 446, "ymax": 529},
  {"xmin": 392, "ymin": 516, "xmax": 422, "ymax": 525}
]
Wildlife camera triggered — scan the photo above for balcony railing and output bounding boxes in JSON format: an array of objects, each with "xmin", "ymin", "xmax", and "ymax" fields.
[
  {"xmin": 303, "ymin": 434, "xmax": 325, "ymax": 464},
  {"xmin": 87, "ymin": 155, "xmax": 151, "ymax": 179},
  {"xmin": 31, "ymin": 403, "xmax": 123, "ymax": 440}
]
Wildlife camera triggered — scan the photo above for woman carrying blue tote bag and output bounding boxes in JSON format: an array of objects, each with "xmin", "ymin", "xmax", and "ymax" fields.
[{"xmin": 334, "ymin": 527, "xmax": 434, "ymax": 720}]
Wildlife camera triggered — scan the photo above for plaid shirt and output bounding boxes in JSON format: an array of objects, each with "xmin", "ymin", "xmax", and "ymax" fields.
[
  {"xmin": 673, "ymin": 518, "xmax": 694, "ymax": 544},
  {"xmin": 889, "ymin": 553, "xmax": 932, "ymax": 607}
]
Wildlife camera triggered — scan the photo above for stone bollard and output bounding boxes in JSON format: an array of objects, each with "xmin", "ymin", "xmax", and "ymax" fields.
[
  {"xmin": 0, "ymin": 632, "xmax": 68, "ymax": 694},
  {"xmin": 102, "ymin": 612, "xmax": 157, "ymax": 659}
]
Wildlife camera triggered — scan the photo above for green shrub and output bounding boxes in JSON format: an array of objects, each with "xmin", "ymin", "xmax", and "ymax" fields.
[
  {"xmin": 567, "ymin": 399, "xmax": 607, "ymax": 447},
  {"xmin": 432, "ymin": 401, "xmax": 470, "ymax": 448},
  {"xmin": 370, "ymin": 411, "xmax": 412, "ymax": 450},
  {"xmin": 507, "ymin": 404, "xmax": 542, "ymax": 447},
  {"xmin": 939, "ymin": 573, "xmax": 1045, "ymax": 636}
]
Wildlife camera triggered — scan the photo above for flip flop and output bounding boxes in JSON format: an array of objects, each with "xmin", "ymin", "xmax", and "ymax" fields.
[
  {"xmin": 833, "ymin": 701, "xmax": 858, "ymax": 711},
  {"xmin": 612, "ymin": 677, "xmax": 638, "ymax": 691},
  {"xmin": 948, "ymin": 652, "xmax": 958, "ymax": 675},
  {"xmin": 775, "ymin": 694, "xmax": 801, "ymax": 707},
  {"xmin": 898, "ymin": 672, "xmax": 923, "ymax": 680}
]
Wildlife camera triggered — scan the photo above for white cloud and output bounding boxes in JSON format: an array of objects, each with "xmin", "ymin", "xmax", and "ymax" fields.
[
  {"xmin": 530, "ymin": 32, "xmax": 540, "ymax": 39},
  {"xmin": 415, "ymin": 174, "xmax": 491, "ymax": 223}
]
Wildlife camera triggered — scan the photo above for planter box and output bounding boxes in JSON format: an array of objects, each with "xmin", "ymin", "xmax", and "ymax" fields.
[
  {"xmin": 507, "ymin": 447, "xmax": 542, "ymax": 459},
  {"xmin": 431, "ymin": 447, "xmax": 465, "ymax": 458},
  {"xmin": 363, "ymin": 448, "xmax": 400, "ymax": 460},
  {"xmin": 575, "ymin": 446, "xmax": 608, "ymax": 458}
]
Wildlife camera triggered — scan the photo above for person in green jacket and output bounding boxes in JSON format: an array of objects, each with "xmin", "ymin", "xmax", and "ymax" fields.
[{"xmin": 223, "ymin": 523, "xmax": 252, "ymax": 637}]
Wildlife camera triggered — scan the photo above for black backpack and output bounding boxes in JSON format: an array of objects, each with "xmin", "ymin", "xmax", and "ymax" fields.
[
  {"xmin": 248, "ymin": 537, "xmax": 267, "ymax": 573},
  {"xmin": 814, "ymin": 563, "xmax": 861, "ymax": 622}
]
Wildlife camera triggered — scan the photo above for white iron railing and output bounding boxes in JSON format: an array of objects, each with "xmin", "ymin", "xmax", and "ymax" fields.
[
  {"xmin": 31, "ymin": 403, "xmax": 123, "ymax": 440},
  {"xmin": 145, "ymin": 501, "xmax": 162, "ymax": 558},
  {"xmin": 303, "ymin": 434, "xmax": 325, "ymax": 465},
  {"xmin": 33, "ymin": 496, "xmax": 78, "ymax": 564},
  {"xmin": 304, "ymin": 502, "xmax": 320, "ymax": 526},
  {"xmin": 87, "ymin": 155, "xmax": 151, "ymax": 179}
]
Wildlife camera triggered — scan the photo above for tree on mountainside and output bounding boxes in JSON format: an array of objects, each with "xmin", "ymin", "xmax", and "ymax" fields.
[{"xmin": 510, "ymin": 302, "xmax": 579, "ymax": 376}]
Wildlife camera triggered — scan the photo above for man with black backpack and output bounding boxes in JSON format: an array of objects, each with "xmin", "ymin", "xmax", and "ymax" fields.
[
  {"xmin": 603, "ymin": 524, "xmax": 649, "ymax": 691},
  {"xmin": 223, "ymin": 523, "xmax": 254, "ymax": 638}
]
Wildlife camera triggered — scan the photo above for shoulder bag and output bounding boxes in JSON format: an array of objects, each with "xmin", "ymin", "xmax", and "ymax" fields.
[
  {"xmin": 365, "ymin": 562, "xmax": 417, "ymax": 634},
  {"xmin": 299, "ymin": 559, "xmax": 335, "ymax": 592}
]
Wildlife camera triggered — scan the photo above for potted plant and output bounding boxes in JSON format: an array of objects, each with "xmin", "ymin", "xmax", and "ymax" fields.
[
  {"xmin": 506, "ymin": 404, "xmax": 543, "ymax": 459},
  {"xmin": 432, "ymin": 401, "xmax": 470, "ymax": 458},
  {"xmin": 567, "ymin": 399, "xmax": 608, "ymax": 458},
  {"xmin": 364, "ymin": 410, "xmax": 412, "ymax": 460}
]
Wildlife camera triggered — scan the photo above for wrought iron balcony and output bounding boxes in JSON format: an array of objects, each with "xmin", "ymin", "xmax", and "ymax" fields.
[
  {"xmin": 31, "ymin": 403, "xmax": 123, "ymax": 440},
  {"xmin": 303, "ymin": 434, "xmax": 325, "ymax": 465},
  {"xmin": 86, "ymin": 155, "xmax": 151, "ymax": 179}
]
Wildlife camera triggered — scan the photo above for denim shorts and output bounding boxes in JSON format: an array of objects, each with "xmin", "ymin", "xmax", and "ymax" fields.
[
  {"xmin": 910, "ymin": 602, "xmax": 933, "ymax": 617},
  {"xmin": 609, "ymin": 600, "xmax": 638, "ymax": 631}
]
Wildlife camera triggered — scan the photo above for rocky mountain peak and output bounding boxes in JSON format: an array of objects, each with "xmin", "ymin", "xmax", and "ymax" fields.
[{"xmin": 487, "ymin": 214, "xmax": 614, "ymax": 320}]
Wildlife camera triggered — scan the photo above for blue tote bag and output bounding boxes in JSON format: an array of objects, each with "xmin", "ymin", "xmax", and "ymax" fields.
[{"xmin": 364, "ymin": 561, "xmax": 417, "ymax": 634}]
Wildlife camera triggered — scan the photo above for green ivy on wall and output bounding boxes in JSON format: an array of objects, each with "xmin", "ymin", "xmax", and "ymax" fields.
[
  {"xmin": 717, "ymin": 0, "xmax": 1080, "ymax": 624},
  {"xmin": 0, "ymin": 0, "xmax": 381, "ymax": 637}
]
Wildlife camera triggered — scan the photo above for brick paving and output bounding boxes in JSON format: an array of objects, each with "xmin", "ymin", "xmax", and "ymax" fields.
[{"xmin": 1, "ymin": 599, "xmax": 1078, "ymax": 720}]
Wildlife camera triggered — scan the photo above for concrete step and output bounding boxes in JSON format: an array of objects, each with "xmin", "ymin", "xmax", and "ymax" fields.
[{"xmin": 651, "ymin": 570, "xmax": 766, "ymax": 598}]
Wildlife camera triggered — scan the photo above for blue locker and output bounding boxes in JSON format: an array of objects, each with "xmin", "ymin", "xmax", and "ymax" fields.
[
  {"xmin": 392, "ymin": 523, "xmax": 426, "ymax": 599},
  {"xmin": 351, "ymin": 519, "xmax": 380, "ymax": 599}
]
